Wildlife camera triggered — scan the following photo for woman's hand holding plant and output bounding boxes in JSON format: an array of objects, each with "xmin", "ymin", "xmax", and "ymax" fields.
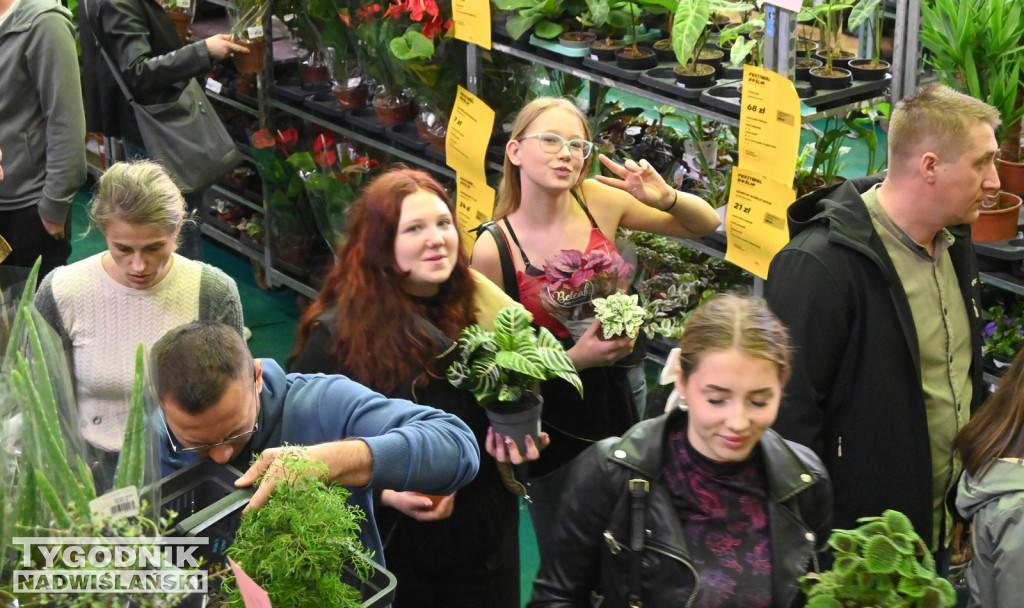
[
  {"xmin": 204, "ymin": 33, "xmax": 249, "ymax": 60},
  {"xmin": 595, "ymin": 154, "xmax": 675, "ymax": 210},
  {"xmin": 567, "ymin": 319, "xmax": 636, "ymax": 370},
  {"xmin": 486, "ymin": 427, "xmax": 550, "ymax": 464}
]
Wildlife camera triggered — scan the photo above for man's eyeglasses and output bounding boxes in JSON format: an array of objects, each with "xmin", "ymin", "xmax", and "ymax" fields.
[
  {"xmin": 518, "ymin": 132, "xmax": 594, "ymax": 159},
  {"xmin": 167, "ymin": 380, "xmax": 260, "ymax": 454}
]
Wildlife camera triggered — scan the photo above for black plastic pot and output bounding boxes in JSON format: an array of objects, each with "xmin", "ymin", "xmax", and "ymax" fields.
[
  {"xmin": 653, "ymin": 38, "xmax": 674, "ymax": 62},
  {"xmin": 615, "ymin": 46, "xmax": 658, "ymax": 70},
  {"xmin": 808, "ymin": 66, "xmax": 853, "ymax": 90},
  {"xmin": 590, "ymin": 39, "xmax": 626, "ymax": 61},
  {"xmin": 673, "ymin": 62, "xmax": 717, "ymax": 89},
  {"xmin": 486, "ymin": 392, "xmax": 543, "ymax": 451},
  {"xmin": 813, "ymin": 50, "xmax": 856, "ymax": 70},
  {"xmin": 847, "ymin": 58, "xmax": 891, "ymax": 81},
  {"xmin": 559, "ymin": 31, "xmax": 597, "ymax": 48},
  {"xmin": 795, "ymin": 57, "xmax": 823, "ymax": 82}
]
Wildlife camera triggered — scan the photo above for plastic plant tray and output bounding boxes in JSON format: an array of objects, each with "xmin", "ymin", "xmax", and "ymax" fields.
[
  {"xmin": 386, "ymin": 122, "xmax": 430, "ymax": 151},
  {"xmin": 973, "ymin": 227, "xmax": 1024, "ymax": 260},
  {"xmin": 639, "ymin": 67, "xmax": 726, "ymax": 100},
  {"xmin": 343, "ymin": 107, "xmax": 387, "ymax": 135},
  {"xmin": 304, "ymin": 90, "xmax": 348, "ymax": 119},
  {"xmin": 582, "ymin": 55, "xmax": 645, "ymax": 82},
  {"xmin": 158, "ymin": 461, "xmax": 396, "ymax": 607},
  {"xmin": 528, "ymin": 35, "xmax": 588, "ymax": 66},
  {"xmin": 800, "ymin": 72, "xmax": 891, "ymax": 110}
]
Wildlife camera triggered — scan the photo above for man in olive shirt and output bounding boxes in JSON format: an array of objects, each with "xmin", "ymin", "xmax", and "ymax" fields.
[{"xmin": 764, "ymin": 83, "xmax": 999, "ymax": 571}]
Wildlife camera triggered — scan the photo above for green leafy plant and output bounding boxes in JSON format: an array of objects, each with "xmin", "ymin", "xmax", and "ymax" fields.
[
  {"xmin": 227, "ymin": 0, "xmax": 270, "ymax": 40},
  {"xmin": 447, "ymin": 306, "xmax": 583, "ymax": 412},
  {"xmin": 593, "ymin": 292, "xmax": 647, "ymax": 339},
  {"xmin": 671, "ymin": 0, "xmax": 710, "ymax": 72},
  {"xmin": 491, "ymin": 0, "xmax": 568, "ymax": 40},
  {"xmin": 920, "ymin": 0, "xmax": 1024, "ymax": 161},
  {"xmin": 223, "ymin": 449, "xmax": 371, "ymax": 607},
  {"xmin": 801, "ymin": 510, "xmax": 957, "ymax": 608},
  {"xmin": 982, "ymin": 301, "xmax": 1024, "ymax": 360},
  {"xmin": 797, "ymin": 0, "xmax": 855, "ymax": 72},
  {"xmin": 847, "ymin": 0, "xmax": 884, "ymax": 65}
]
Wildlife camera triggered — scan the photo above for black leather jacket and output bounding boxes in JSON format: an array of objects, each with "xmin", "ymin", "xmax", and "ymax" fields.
[{"xmin": 529, "ymin": 409, "xmax": 832, "ymax": 607}]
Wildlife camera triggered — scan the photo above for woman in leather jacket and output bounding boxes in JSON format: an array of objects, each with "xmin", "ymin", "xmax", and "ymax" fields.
[{"xmin": 529, "ymin": 294, "xmax": 833, "ymax": 608}]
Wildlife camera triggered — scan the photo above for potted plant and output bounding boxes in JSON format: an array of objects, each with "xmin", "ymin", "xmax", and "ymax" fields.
[
  {"xmin": 799, "ymin": 0, "xmax": 855, "ymax": 89},
  {"xmin": 793, "ymin": 116, "xmax": 852, "ymax": 197},
  {"xmin": 163, "ymin": 0, "xmax": 195, "ymax": 45},
  {"xmin": 227, "ymin": 0, "xmax": 270, "ymax": 75},
  {"xmin": 355, "ymin": 11, "xmax": 415, "ymax": 125},
  {"xmin": 222, "ymin": 449, "xmax": 377, "ymax": 607},
  {"xmin": 845, "ymin": 0, "xmax": 890, "ymax": 81},
  {"xmin": 801, "ymin": 510, "xmax": 957, "ymax": 608},
  {"xmin": 920, "ymin": 0, "xmax": 1024, "ymax": 191},
  {"xmin": 592, "ymin": 292, "xmax": 647, "ymax": 339},
  {"xmin": 671, "ymin": 0, "xmax": 717, "ymax": 88},
  {"xmin": 981, "ymin": 300, "xmax": 1024, "ymax": 373},
  {"xmin": 615, "ymin": 0, "xmax": 657, "ymax": 69},
  {"xmin": 491, "ymin": 0, "xmax": 569, "ymax": 41},
  {"xmin": 446, "ymin": 306, "xmax": 583, "ymax": 448}
]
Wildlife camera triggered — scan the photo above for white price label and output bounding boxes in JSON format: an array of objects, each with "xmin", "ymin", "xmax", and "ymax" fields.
[
  {"xmin": 206, "ymin": 78, "xmax": 223, "ymax": 94},
  {"xmin": 178, "ymin": 0, "xmax": 191, "ymax": 8},
  {"xmin": 283, "ymin": 13, "xmax": 295, "ymax": 21},
  {"xmin": 346, "ymin": 77, "xmax": 362, "ymax": 88},
  {"xmin": 590, "ymin": 54, "xmax": 598, "ymax": 61},
  {"xmin": 89, "ymin": 486, "xmax": 140, "ymax": 522},
  {"xmin": 247, "ymin": 25, "xmax": 264, "ymax": 40}
]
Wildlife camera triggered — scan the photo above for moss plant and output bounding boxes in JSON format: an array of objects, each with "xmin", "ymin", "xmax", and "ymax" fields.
[
  {"xmin": 802, "ymin": 510, "xmax": 957, "ymax": 608},
  {"xmin": 223, "ymin": 450, "xmax": 371, "ymax": 608}
]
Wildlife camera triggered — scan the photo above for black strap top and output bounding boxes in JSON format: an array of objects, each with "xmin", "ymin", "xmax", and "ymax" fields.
[{"xmin": 501, "ymin": 190, "xmax": 599, "ymax": 273}]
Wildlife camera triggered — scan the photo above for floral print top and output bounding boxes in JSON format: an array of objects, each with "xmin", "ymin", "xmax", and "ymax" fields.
[{"xmin": 663, "ymin": 419, "xmax": 773, "ymax": 608}]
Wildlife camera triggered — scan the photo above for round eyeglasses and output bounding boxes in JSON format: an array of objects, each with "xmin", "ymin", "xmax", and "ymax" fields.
[
  {"xmin": 518, "ymin": 132, "xmax": 594, "ymax": 159},
  {"xmin": 167, "ymin": 380, "xmax": 260, "ymax": 454}
]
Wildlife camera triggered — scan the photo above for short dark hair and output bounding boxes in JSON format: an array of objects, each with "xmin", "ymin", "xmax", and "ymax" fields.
[{"xmin": 152, "ymin": 320, "xmax": 252, "ymax": 414}]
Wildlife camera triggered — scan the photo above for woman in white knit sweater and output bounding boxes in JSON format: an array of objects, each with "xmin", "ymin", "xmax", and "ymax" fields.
[{"xmin": 35, "ymin": 160, "xmax": 244, "ymax": 454}]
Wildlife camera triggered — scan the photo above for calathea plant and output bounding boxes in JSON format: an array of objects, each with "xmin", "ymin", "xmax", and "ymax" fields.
[
  {"xmin": 592, "ymin": 292, "xmax": 647, "ymax": 339},
  {"xmin": 447, "ymin": 306, "xmax": 582, "ymax": 413}
]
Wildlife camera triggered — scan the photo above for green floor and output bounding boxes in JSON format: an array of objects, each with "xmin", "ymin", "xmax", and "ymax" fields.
[{"xmin": 66, "ymin": 186, "xmax": 542, "ymax": 604}]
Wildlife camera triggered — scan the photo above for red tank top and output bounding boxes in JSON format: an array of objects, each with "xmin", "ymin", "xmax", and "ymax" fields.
[{"xmin": 503, "ymin": 198, "xmax": 617, "ymax": 339}]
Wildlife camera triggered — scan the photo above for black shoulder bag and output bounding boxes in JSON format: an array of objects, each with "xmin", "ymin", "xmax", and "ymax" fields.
[{"xmin": 83, "ymin": 0, "xmax": 240, "ymax": 193}]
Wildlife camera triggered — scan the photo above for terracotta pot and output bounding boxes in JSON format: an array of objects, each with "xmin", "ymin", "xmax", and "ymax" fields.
[
  {"xmin": 332, "ymin": 81, "xmax": 369, "ymax": 109},
  {"xmin": 996, "ymin": 147, "xmax": 1024, "ymax": 195},
  {"xmin": 233, "ymin": 38, "xmax": 266, "ymax": 75},
  {"xmin": 372, "ymin": 93, "xmax": 413, "ymax": 126},
  {"xmin": 973, "ymin": 192, "xmax": 1022, "ymax": 242},
  {"xmin": 167, "ymin": 11, "xmax": 191, "ymax": 45}
]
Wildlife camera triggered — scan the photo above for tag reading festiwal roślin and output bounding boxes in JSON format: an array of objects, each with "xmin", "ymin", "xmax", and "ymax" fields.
[
  {"xmin": 723, "ymin": 64, "xmax": 800, "ymax": 279},
  {"xmin": 452, "ymin": 0, "xmax": 491, "ymax": 49},
  {"xmin": 446, "ymin": 86, "xmax": 496, "ymax": 257}
]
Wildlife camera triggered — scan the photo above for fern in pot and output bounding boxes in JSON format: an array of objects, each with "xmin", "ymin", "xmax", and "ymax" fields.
[{"xmin": 447, "ymin": 306, "xmax": 582, "ymax": 449}]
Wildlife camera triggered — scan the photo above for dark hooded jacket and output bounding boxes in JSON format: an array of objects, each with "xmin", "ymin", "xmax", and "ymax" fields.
[
  {"xmin": 528, "ymin": 409, "xmax": 832, "ymax": 607},
  {"xmin": 764, "ymin": 175, "xmax": 985, "ymax": 548}
]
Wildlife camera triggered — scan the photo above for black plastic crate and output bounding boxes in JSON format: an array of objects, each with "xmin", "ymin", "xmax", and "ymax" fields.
[{"xmin": 157, "ymin": 460, "xmax": 396, "ymax": 607}]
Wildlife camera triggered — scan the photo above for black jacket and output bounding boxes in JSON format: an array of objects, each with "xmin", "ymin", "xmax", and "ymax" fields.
[
  {"xmin": 79, "ymin": 0, "xmax": 213, "ymax": 142},
  {"xmin": 764, "ymin": 175, "xmax": 985, "ymax": 548},
  {"xmin": 528, "ymin": 409, "xmax": 832, "ymax": 607}
]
